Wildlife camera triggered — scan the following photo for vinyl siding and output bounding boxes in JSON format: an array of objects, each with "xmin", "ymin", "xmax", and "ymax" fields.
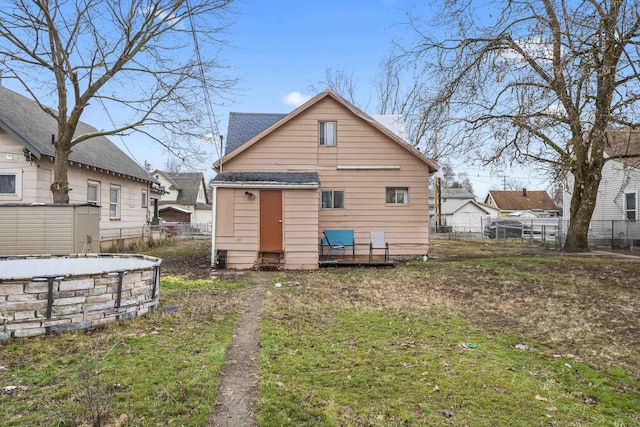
[
  {"xmin": 283, "ymin": 190, "xmax": 318, "ymax": 269},
  {"xmin": 216, "ymin": 188, "xmax": 260, "ymax": 269},
  {"xmin": 563, "ymin": 160, "xmax": 640, "ymax": 223}
]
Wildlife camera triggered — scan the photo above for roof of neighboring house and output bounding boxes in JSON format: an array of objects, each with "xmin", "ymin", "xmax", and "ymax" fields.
[
  {"xmin": 216, "ymin": 91, "xmax": 438, "ymax": 173},
  {"xmin": 213, "ymin": 171, "xmax": 320, "ymax": 185},
  {"xmin": 447, "ymin": 200, "xmax": 496, "ymax": 215},
  {"xmin": 486, "ymin": 190, "xmax": 557, "ymax": 211},
  {"xmin": 162, "ymin": 172, "xmax": 210, "ymax": 205},
  {"xmin": 0, "ymin": 85, "xmax": 154, "ymax": 183},
  {"xmin": 442, "ymin": 187, "xmax": 476, "ymax": 199},
  {"xmin": 225, "ymin": 113, "xmax": 287, "ymax": 155},
  {"xmin": 370, "ymin": 114, "xmax": 409, "ymax": 142},
  {"xmin": 606, "ymin": 127, "xmax": 640, "ymax": 168}
]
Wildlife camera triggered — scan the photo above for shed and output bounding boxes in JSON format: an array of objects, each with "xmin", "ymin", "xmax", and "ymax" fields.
[{"xmin": 0, "ymin": 203, "xmax": 100, "ymax": 255}]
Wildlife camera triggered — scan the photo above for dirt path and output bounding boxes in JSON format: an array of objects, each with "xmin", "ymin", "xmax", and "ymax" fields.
[{"xmin": 208, "ymin": 279, "xmax": 265, "ymax": 427}]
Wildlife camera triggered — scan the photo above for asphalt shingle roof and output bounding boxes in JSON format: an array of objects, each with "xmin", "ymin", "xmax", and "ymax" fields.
[
  {"xmin": 213, "ymin": 172, "xmax": 320, "ymax": 185},
  {"xmin": 488, "ymin": 190, "xmax": 557, "ymax": 211},
  {"xmin": 165, "ymin": 172, "xmax": 208, "ymax": 205},
  {"xmin": 225, "ymin": 112, "xmax": 287, "ymax": 155},
  {"xmin": 606, "ymin": 127, "xmax": 640, "ymax": 168},
  {"xmin": 0, "ymin": 86, "xmax": 153, "ymax": 182}
]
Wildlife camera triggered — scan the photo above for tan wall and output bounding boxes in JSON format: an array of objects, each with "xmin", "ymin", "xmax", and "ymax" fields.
[
  {"xmin": 216, "ymin": 188, "xmax": 259, "ymax": 268},
  {"xmin": 0, "ymin": 132, "xmax": 40, "ymax": 203},
  {"xmin": 283, "ymin": 190, "xmax": 319, "ymax": 269},
  {"xmin": 222, "ymin": 96, "xmax": 430, "ymax": 257}
]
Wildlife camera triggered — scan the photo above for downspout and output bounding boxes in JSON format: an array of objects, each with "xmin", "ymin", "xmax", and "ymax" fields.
[{"xmin": 211, "ymin": 184, "xmax": 218, "ymax": 267}]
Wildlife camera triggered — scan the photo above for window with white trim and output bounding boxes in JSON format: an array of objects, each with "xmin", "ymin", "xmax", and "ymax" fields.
[
  {"xmin": 321, "ymin": 190, "xmax": 344, "ymax": 209},
  {"xmin": 0, "ymin": 172, "xmax": 18, "ymax": 195},
  {"xmin": 386, "ymin": 187, "xmax": 409, "ymax": 204},
  {"xmin": 319, "ymin": 121, "xmax": 336, "ymax": 146},
  {"xmin": 87, "ymin": 180, "xmax": 100, "ymax": 204},
  {"xmin": 142, "ymin": 189, "xmax": 148, "ymax": 208},
  {"xmin": 625, "ymin": 192, "xmax": 637, "ymax": 221},
  {"xmin": 110, "ymin": 185, "xmax": 121, "ymax": 219}
]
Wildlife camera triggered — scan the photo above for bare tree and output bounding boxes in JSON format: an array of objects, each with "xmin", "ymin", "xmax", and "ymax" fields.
[
  {"xmin": 402, "ymin": 0, "xmax": 640, "ymax": 251},
  {"xmin": 163, "ymin": 156, "xmax": 185, "ymax": 174},
  {"xmin": 376, "ymin": 55, "xmax": 464, "ymax": 161},
  {"xmin": 309, "ymin": 66, "xmax": 363, "ymax": 107},
  {"xmin": 0, "ymin": 0, "xmax": 235, "ymax": 203}
]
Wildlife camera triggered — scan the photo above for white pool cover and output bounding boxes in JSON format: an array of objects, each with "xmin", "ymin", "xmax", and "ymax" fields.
[{"xmin": 0, "ymin": 257, "xmax": 160, "ymax": 281}]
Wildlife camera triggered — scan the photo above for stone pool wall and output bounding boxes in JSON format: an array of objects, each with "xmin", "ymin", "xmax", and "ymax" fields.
[{"xmin": 0, "ymin": 255, "xmax": 160, "ymax": 339}]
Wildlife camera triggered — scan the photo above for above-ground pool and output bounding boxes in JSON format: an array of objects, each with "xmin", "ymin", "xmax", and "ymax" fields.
[{"xmin": 0, "ymin": 254, "xmax": 161, "ymax": 339}]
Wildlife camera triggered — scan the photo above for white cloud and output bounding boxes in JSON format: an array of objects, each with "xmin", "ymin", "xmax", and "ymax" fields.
[{"xmin": 283, "ymin": 91, "xmax": 311, "ymax": 107}]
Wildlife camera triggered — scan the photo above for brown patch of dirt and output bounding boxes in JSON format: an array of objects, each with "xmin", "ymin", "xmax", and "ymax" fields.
[{"xmin": 208, "ymin": 276, "xmax": 266, "ymax": 427}]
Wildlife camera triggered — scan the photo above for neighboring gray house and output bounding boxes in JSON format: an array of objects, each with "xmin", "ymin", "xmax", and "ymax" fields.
[
  {"xmin": 151, "ymin": 170, "xmax": 211, "ymax": 225},
  {"xmin": 0, "ymin": 85, "xmax": 157, "ymax": 242},
  {"xmin": 563, "ymin": 127, "xmax": 640, "ymax": 244},
  {"xmin": 430, "ymin": 187, "xmax": 499, "ymax": 232}
]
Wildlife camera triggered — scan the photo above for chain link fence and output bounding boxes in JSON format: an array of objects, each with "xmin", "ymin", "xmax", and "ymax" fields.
[
  {"xmin": 100, "ymin": 222, "xmax": 212, "ymax": 251},
  {"xmin": 431, "ymin": 217, "xmax": 640, "ymax": 250}
]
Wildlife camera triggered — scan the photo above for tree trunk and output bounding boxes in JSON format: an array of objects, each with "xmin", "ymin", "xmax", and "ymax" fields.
[
  {"xmin": 51, "ymin": 143, "xmax": 71, "ymax": 203},
  {"xmin": 563, "ymin": 164, "xmax": 602, "ymax": 252}
]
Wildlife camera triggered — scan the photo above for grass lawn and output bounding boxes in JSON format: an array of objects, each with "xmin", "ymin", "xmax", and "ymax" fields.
[
  {"xmin": 258, "ymin": 241, "xmax": 640, "ymax": 426},
  {"xmin": 2, "ymin": 239, "xmax": 639, "ymax": 426},
  {"xmin": 0, "ymin": 239, "xmax": 250, "ymax": 426}
]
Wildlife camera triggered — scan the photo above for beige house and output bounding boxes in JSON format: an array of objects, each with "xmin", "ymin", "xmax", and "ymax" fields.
[
  {"xmin": 0, "ymin": 85, "xmax": 156, "ymax": 248},
  {"xmin": 211, "ymin": 91, "xmax": 438, "ymax": 269},
  {"xmin": 150, "ymin": 170, "xmax": 211, "ymax": 225}
]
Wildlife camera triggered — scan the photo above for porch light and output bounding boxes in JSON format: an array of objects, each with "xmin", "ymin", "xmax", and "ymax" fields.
[{"xmin": 245, "ymin": 191, "xmax": 256, "ymax": 200}]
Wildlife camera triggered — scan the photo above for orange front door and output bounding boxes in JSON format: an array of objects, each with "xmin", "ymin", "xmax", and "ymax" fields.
[{"xmin": 260, "ymin": 190, "xmax": 283, "ymax": 251}]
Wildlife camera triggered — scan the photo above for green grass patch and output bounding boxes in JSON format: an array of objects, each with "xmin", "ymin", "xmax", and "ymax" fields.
[
  {"xmin": 259, "ymin": 283, "xmax": 640, "ymax": 425},
  {"xmin": 0, "ymin": 275, "xmax": 243, "ymax": 426}
]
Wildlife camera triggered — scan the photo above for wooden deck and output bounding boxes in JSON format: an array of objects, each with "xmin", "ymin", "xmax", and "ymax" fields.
[{"xmin": 319, "ymin": 254, "xmax": 395, "ymax": 268}]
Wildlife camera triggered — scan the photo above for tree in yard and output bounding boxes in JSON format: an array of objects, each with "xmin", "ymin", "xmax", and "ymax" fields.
[
  {"xmin": 402, "ymin": 0, "xmax": 640, "ymax": 251},
  {"xmin": 0, "ymin": 0, "xmax": 235, "ymax": 203}
]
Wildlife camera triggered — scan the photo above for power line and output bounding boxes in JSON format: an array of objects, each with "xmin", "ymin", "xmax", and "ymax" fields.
[{"xmin": 185, "ymin": 0, "xmax": 222, "ymax": 159}]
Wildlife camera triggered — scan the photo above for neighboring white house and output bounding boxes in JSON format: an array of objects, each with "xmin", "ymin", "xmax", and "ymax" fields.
[
  {"xmin": 151, "ymin": 170, "xmax": 211, "ymax": 225},
  {"xmin": 562, "ymin": 127, "xmax": 640, "ymax": 244},
  {"xmin": 430, "ymin": 188, "xmax": 499, "ymax": 232},
  {"xmin": 0, "ymin": 85, "xmax": 157, "ymax": 247}
]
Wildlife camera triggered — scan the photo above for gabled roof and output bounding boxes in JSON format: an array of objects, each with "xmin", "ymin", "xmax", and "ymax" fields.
[
  {"xmin": 215, "ymin": 91, "xmax": 438, "ymax": 173},
  {"xmin": 448, "ymin": 200, "xmax": 495, "ymax": 215},
  {"xmin": 486, "ymin": 190, "xmax": 557, "ymax": 211},
  {"xmin": 225, "ymin": 113, "xmax": 287, "ymax": 155},
  {"xmin": 156, "ymin": 171, "xmax": 209, "ymax": 205},
  {"xmin": 0, "ymin": 85, "xmax": 153, "ymax": 183},
  {"xmin": 605, "ymin": 127, "xmax": 640, "ymax": 168}
]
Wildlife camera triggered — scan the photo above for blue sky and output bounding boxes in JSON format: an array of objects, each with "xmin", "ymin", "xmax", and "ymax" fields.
[
  {"xmin": 3, "ymin": 0, "xmax": 552, "ymax": 198},
  {"xmin": 222, "ymin": 0, "xmax": 416, "ymax": 113}
]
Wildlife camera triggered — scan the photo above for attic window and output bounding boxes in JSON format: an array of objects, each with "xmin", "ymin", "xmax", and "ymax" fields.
[{"xmin": 319, "ymin": 121, "xmax": 336, "ymax": 146}]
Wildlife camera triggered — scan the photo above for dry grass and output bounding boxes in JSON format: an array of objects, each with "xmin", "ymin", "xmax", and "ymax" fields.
[{"xmin": 264, "ymin": 241, "xmax": 640, "ymax": 377}]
